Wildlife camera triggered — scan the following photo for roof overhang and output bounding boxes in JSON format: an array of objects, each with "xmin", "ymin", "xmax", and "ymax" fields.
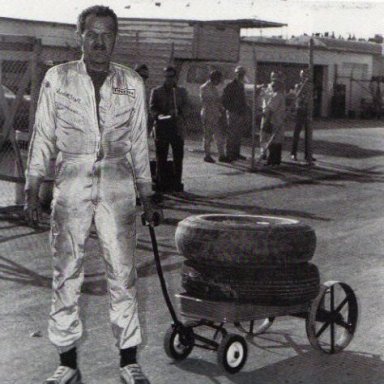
[{"xmin": 120, "ymin": 17, "xmax": 287, "ymax": 29}]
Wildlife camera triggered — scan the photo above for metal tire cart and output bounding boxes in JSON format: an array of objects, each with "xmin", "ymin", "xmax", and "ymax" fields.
[{"xmin": 144, "ymin": 218, "xmax": 359, "ymax": 374}]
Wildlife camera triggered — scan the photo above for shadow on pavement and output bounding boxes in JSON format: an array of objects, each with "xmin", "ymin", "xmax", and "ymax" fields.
[
  {"xmin": 175, "ymin": 346, "xmax": 384, "ymax": 384},
  {"xmin": 284, "ymin": 136, "xmax": 384, "ymax": 159}
]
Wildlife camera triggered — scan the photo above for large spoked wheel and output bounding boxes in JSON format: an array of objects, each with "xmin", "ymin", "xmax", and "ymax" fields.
[
  {"xmin": 164, "ymin": 324, "xmax": 195, "ymax": 360},
  {"xmin": 234, "ymin": 317, "xmax": 275, "ymax": 336},
  {"xmin": 217, "ymin": 333, "xmax": 248, "ymax": 374},
  {"xmin": 306, "ymin": 281, "xmax": 358, "ymax": 353}
]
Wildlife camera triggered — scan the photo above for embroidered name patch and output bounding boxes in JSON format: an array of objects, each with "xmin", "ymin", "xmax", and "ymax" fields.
[
  {"xmin": 56, "ymin": 88, "xmax": 81, "ymax": 103},
  {"xmin": 113, "ymin": 88, "xmax": 135, "ymax": 98}
]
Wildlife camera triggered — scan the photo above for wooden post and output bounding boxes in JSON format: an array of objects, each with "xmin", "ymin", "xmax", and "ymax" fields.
[
  {"xmin": 169, "ymin": 42, "xmax": 175, "ymax": 65},
  {"xmin": 250, "ymin": 43, "xmax": 258, "ymax": 170},
  {"xmin": 29, "ymin": 38, "xmax": 42, "ymax": 136},
  {"xmin": 307, "ymin": 37, "xmax": 314, "ymax": 164}
]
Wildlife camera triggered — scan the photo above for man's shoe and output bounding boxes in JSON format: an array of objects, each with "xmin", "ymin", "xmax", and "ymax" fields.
[
  {"xmin": 204, "ymin": 155, "xmax": 215, "ymax": 163},
  {"xmin": 120, "ymin": 363, "xmax": 150, "ymax": 384},
  {"xmin": 305, "ymin": 156, "xmax": 317, "ymax": 162},
  {"xmin": 238, "ymin": 154, "xmax": 247, "ymax": 160},
  {"xmin": 44, "ymin": 366, "xmax": 81, "ymax": 384},
  {"xmin": 291, "ymin": 154, "xmax": 298, "ymax": 161},
  {"xmin": 218, "ymin": 156, "xmax": 231, "ymax": 163}
]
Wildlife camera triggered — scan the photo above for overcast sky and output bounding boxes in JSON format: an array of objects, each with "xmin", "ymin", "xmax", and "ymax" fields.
[{"xmin": 0, "ymin": 0, "xmax": 383, "ymax": 39}]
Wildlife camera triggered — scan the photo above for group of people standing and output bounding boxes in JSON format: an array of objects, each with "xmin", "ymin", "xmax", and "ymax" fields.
[
  {"xmin": 200, "ymin": 65, "xmax": 248, "ymax": 164},
  {"xmin": 200, "ymin": 66, "xmax": 314, "ymax": 168}
]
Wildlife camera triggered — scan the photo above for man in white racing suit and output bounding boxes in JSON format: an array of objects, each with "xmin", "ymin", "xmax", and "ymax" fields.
[{"xmin": 24, "ymin": 5, "xmax": 159, "ymax": 384}]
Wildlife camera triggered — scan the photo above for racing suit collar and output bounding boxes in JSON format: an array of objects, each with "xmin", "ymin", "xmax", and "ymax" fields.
[{"xmin": 78, "ymin": 56, "xmax": 116, "ymax": 77}]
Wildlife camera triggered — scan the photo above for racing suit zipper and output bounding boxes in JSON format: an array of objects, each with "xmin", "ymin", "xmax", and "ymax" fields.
[{"xmin": 87, "ymin": 76, "xmax": 102, "ymax": 205}]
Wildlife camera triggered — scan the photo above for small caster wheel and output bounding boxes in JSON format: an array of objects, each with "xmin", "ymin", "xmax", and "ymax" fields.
[
  {"xmin": 164, "ymin": 324, "xmax": 194, "ymax": 360},
  {"xmin": 306, "ymin": 281, "xmax": 358, "ymax": 354},
  {"xmin": 217, "ymin": 333, "xmax": 248, "ymax": 374},
  {"xmin": 234, "ymin": 317, "xmax": 275, "ymax": 336}
]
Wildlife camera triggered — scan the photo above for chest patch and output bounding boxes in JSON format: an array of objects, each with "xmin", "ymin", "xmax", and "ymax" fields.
[{"xmin": 113, "ymin": 88, "xmax": 135, "ymax": 98}]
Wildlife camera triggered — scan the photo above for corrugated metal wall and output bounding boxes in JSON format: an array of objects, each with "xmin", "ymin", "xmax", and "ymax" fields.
[
  {"xmin": 193, "ymin": 24, "xmax": 239, "ymax": 62},
  {"xmin": 116, "ymin": 19, "xmax": 195, "ymax": 89}
]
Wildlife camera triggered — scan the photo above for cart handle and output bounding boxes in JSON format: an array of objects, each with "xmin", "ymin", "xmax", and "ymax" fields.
[{"xmin": 142, "ymin": 213, "xmax": 182, "ymax": 326}]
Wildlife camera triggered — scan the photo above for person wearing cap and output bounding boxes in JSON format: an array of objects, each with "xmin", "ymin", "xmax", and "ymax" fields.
[
  {"xmin": 149, "ymin": 65, "xmax": 188, "ymax": 193},
  {"xmin": 134, "ymin": 63, "xmax": 152, "ymax": 130},
  {"xmin": 290, "ymin": 69, "xmax": 316, "ymax": 162},
  {"xmin": 134, "ymin": 64, "xmax": 150, "ymax": 104},
  {"xmin": 200, "ymin": 69, "xmax": 229, "ymax": 163},
  {"xmin": 222, "ymin": 66, "xmax": 248, "ymax": 162}
]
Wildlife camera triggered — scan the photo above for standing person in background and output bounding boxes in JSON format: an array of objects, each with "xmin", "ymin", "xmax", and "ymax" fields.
[
  {"xmin": 222, "ymin": 66, "xmax": 248, "ymax": 162},
  {"xmin": 134, "ymin": 63, "xmax": 153, "ymax": 132},
  {"xmin": 200, "ymin": 69, "xmax": 229, "ymax": 163},
  {"xmin": 24, "ymin": 6, "xmax": 161, "ymax": 384},
  {"xmin": 134, "ymin": 63, "xmax": 150, "ymax": 101},
  {"xmin": 259, "ymin": 71, "xmax": 280, "ymax": 160},
  {"xmin": 290, "ymin": 69, "xmax": 316, "ymax": 162},
  {"xmin": 260, "ymin": 78, "xmax": 286, "ymax": 166},
  {"xmin": 150, "ymin": 65, "xmax": 188, "ymax": 193}
]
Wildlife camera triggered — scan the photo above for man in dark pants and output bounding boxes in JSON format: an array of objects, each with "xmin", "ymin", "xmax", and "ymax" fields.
[
  {"xmin": 290, "ymin": 69, "xmax": 316, "ymax": 162},
  {"xmin": 150, "ymin": 66, "xmax": 188, "ymax": 193},
  {"xmin": 222, "ymin": 65, "xmax": 248, "ymax": 162}
]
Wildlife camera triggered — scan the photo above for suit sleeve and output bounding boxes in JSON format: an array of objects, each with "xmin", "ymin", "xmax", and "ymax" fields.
[
  {"xmin": 129, "ymin": 77, "xmax": 153, "ymax": 198},
  {"xmin": 25, "ymin": 70, "xmax": 57, "ymax": 183}
]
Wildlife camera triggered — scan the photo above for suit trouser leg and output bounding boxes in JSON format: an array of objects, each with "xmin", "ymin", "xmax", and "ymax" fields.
[
  {"xmin": 291, "ymin": 119, "xmax": 303, "ymax": 156},
  {"xmin": 213, "ymin": 120, "xmax": 225, "ymax": 158},
  {"xmin": 203, "ymin": 120, "xmax": 214, "ymax": 157},
  {"xmin": 48, "ymin": 168, "xmax": 94, "ymax": 353},
  {"xmin": 226, "ymin": 112, "xmax": 238, "ymax": 159},
  {"xmin": 155, "ymin": 132, "xmax": 170, "ymax": 191},
  {"xmin": 170, "ymin": 134, "xmax": 184, "ymax": 189},
  {"xmin": 94, "ymin": 197, "xmax": 141, "ymax": 349},
  {"xmin": 304, "ymin": 119, "xmax": 311, "ymax": 159}
]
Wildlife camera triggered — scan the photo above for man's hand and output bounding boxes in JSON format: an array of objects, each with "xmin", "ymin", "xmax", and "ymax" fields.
[
  {"xmin": 141, "ymin": 196, "xmax": 163, "ymax": 227},
  {"xmin": 24, "ymin": 177, "xmax": 42, "ymax": 227}
]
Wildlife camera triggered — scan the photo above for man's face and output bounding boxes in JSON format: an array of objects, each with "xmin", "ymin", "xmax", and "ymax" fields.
[
  {"xmin": 78, "ymin": 14, "xmax": 117, "ymax": 70},
  {"xmin": 212, "ymin": 76, "xmax": 221, "ymax": 86},
  {"xmin": 164, "ymin": 72, "xmax": 177, "ymax": 87},
  {"xmin": 236, "ymin": 71, "xmax": 245, "ymax": 82}
]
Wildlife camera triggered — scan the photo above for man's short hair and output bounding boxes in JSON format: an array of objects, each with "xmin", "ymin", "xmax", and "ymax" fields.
[
  {"xmin": 134, "ymin": 64, "xmax": 148, "ymax": 72},
  {"xmin": 77, "ymin": 5, "xmax": 118, "ymax": 34},
  {"xmin": 210, "ymin": 70, "xmax": 222, "ymax": 82},
  {"xmin": 234, "ymin": 66, "xmax": 246, "ymax": 75},
  {"xmin": 134, "ymin": 64, "xmax": 149, "ymax": 79},
  {"xmin": 163, "ymin": 65, "xmax": 177, "ymax": 77}
]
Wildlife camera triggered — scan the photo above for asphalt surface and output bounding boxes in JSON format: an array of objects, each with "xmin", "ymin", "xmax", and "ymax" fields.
[{"xmin": 1, "ymin": 119, "xmax": 384, "ymax": 383}]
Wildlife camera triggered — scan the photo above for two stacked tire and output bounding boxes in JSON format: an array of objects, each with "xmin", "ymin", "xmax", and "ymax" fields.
[{"xmin": 175, "ymin": 214, "xmax": 320, "ymax": 305}]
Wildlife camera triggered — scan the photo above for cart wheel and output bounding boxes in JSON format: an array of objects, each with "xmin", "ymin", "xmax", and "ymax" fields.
[
  {"xmin": 234, "ymin": 317, "xmax": 275, "ymax": 336},
  {"xmin": 217, "ymin": 333, "xmax": 248, "ymax": 374},
  {"xmin": 164, "ymin": 324, "xmax": 194, "ymax": 360},
  {"xmin": 306, "ymin": 281, "xmax": 358, "ymax": 354}
]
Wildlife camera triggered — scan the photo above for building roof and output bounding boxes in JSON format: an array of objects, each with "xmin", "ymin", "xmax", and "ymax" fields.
[
  {"xmin": 242, "ymin": 35, "xmax": 383, "ymax": 56},
  {"xmin": 111, "ymin": 17, "xmax": 286, "ymax": 29},
  {"xmin": 0, "ymin": 15, "xmax": 285, "ymax": 30}
]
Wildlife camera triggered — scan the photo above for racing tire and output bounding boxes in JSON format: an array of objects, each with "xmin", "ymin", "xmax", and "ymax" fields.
[
  {"xmin": 175, "ymin": 214, "xmax": 316, "ymax": 266},
  {"xmin": 181, "ymin": 261, "xmax": 320, "ymax": 305}
]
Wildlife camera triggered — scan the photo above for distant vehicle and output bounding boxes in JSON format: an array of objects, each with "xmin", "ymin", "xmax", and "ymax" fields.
[{"xmin": 0, "ymin": 84, "xmax": 31, "ymax": 136}]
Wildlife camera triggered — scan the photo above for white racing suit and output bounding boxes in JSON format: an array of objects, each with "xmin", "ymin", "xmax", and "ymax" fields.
[{"xmin": 26, "ymin": 59, "xmax": 152, "ymax": 353}]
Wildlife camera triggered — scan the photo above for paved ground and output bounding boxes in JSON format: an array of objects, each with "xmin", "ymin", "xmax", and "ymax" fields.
[{"xmin": 1, "ymin": 119, "xmax": 384, "ymax": 383}]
